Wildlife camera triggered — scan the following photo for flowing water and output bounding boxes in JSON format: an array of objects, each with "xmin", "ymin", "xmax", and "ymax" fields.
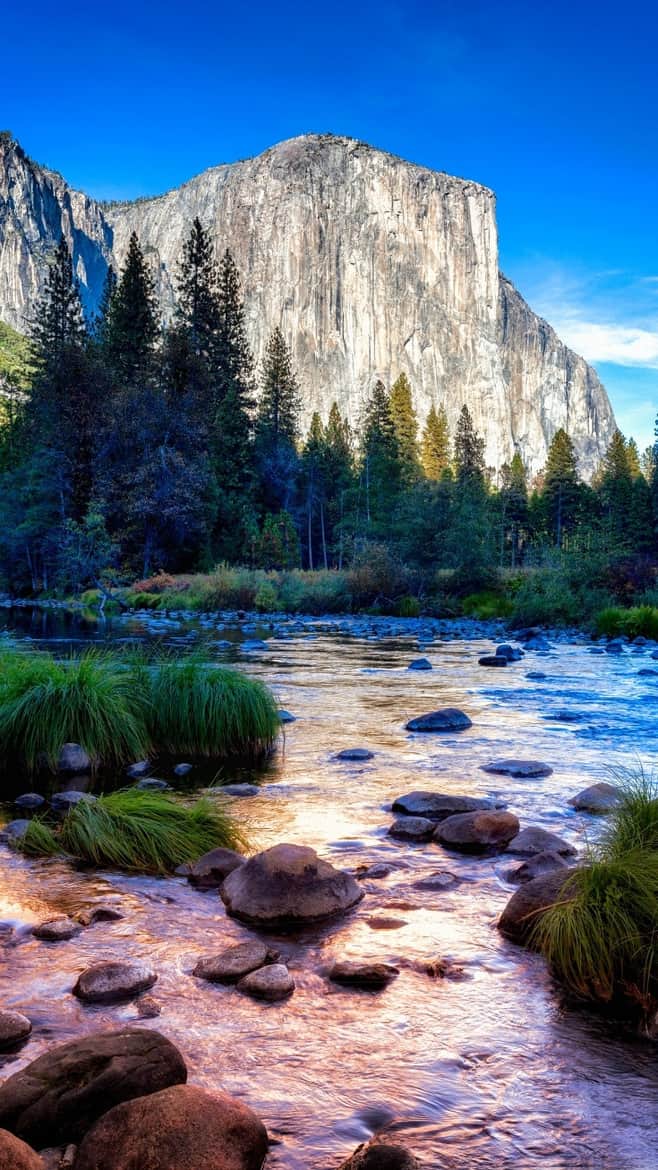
[{"xmin": 0, "ymin": 607, "xmax": 657, "ymax": 1169}]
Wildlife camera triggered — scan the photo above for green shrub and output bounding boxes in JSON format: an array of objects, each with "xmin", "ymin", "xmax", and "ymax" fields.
[
  {"xmin": 21, "ymin": 789, "xmax": 245, "ymax": 874},
  {"xmin": 254, "ymin": 580, "xmax": 280, "ymax": 612},
  {"xmin": 594, "ymin": 606, "xmax": 625, "ymax": 637},
  {"xmin": 126, "ymin": 592, "xmax": 162, "ymax": 610},
  {"xmin": 80, "ymin": 589, "xmax": 101, "ymax": 606},
  {"xmin": 277, "ymin": 570, "xmax": 352, "ymax": 614},
  {"xmin": 462, "ymin": 590, "xmax": 514, "ymax": 619},
  {"xmin": 594, "ymin": 605, "xmax": 658, "ymax": 640},
  {"xmin": 397, "ymin": 595, "xmax": 421, "ymax": 618}
]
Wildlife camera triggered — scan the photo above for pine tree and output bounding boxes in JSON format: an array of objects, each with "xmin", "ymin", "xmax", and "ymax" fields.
[
  {"xmin": 213, "ymin": 249, "xmax": 255, "ymax": 506},
  {"xmin": 105, "ymin": 232, "xmax": 159, "ymax": 383},
  {"xmin": 360, "ymin": 379, "xmax": 399, "ymax": 529},
  {"xmin": 255, "ymin": 327, "xmax": 301, "ymax": 513},
  {"xmin": 176, "ymin": 218, "xmax": 219, "ymax": 356},
  {"xmin": 389, "ymin": 372, "xmax": 419, "ymax": 484},
  {"xmin": 32, "ymin": 236, "xmax": 85, "ymax": 366},
  {"xmin": 302, "ymin": 412, "xmax": 326, "ymax": 569},
  {"xmin": 93, "ymin": 265, "xmax": 117, "ymax": 345},
  {"xmin": 500, "ymin": 451, "xmax": 528, "ymax": 566},
  {"xmin": 543, "ymin": 428, "xmax": 581, "ymax": 547},
  {"xmin": 453, "ymin": 405, "xmax": 485, "ymax": 486},
  {"xmin": 599, "ymin": 429, "xmax": 633, "ymax": 545},
  {"xmin": 420, "ymin": 403, "xmax": 450, "ymax": 479},
  {"xmin": 626, "ymin": 437, "xmax": 642, "ymax": 479}
]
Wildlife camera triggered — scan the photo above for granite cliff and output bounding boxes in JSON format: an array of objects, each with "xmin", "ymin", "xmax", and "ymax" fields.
[{"xmin": 0, "ymin": 131, "xmax": 615, "ymax": 474}]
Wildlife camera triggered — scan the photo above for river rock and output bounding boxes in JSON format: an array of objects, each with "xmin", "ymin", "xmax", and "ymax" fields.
[
  {"xmin": 0, "ymin": 1130, "xmax": 43, "ymax": 1169},
  {"xmin": 568, "ymin": 782, "xmax": 622, "ymax": 813},
  {"xmin": 135, "ymin": 777, "xmax": 169, "ymax": 790},
  {"xmin": 278, "ymin": 710, "xmax": 296, "ymax": 723},
  {"xmin": 0, "ymin": 1011, "xmax": 32, "ymax": 1050},
  {"xmin": 481, "ymin": 759, "xmax": 553, "ymax": 778},
  {"xmin": 193, "ymin": 941, "xmax": 277, "ymax": 984},
  {"xmin": 222, "ymin": 784, "xmax": 260, "ymax": 797},
  {"xmin": 0, "ymin": 1028, "xmax": 186, "ymax": 1147},
  {"xmin": 73, "ymin": 960, "xmax": 157, "ymax": 1003},
  {"xmin": 237, "ymin": 963, "xmax": 295, "ymax": 1001},
  {"xmin": 187, "ymin": 847, "xmax": 245, "ymax": 888},
  {"xmin": 72, "ymin": 1084, "xmax": 268, "ymax": 1170},
  {"xmin": 14, "ymin": 794, "xmax": 45, "ymax": 811},
  {"xmin": 32, "ymin": 917, "xmax": 81, "ymax": 942},
  {"xmin": 334, "ymin": 748, "xmax": 374, "ymax": 761},
  {"xmin": 57, "ymin": 744, "xmax": 91, "ymax": 774},
  {"xmin": 407, "ymin": 658, "xmax": 432, "ymax": 671},
  {"xmin": 126, "ymin": 760, "xmax": 151, "ymax": 779},
  {"xmin": 74, "ymin": 905, "xmax": 124, "ymax": 926},
  {"xmin": 329, "ymin": 961, "xmax": 399, "ymax": 989},
  {"xmin": 478, "ymin": 655, "xmax": 508, "ymax": 667},
  {"xmin": 220, "ymin": 843, "xmax": 363, "ymax": 929},
  {"xmin": 411, "ymin": 870, "xmax": 460, "ymax": 891},
  {"xmin": 339, "ymin": 1140, "xmax": 420, "ymax": 1169},
  {"xmin": 2, "ymin": 820, "xmax": 31, "ymax": 843},
  {"xmin": 526, "ymin": 670, "xmax": 547, "ymax": 680},
  {"xmin": 498, "ymin": 869, "xmax": 575, "ymax": 943},
  {"xmin": 506, "ymin": 850, "xmax": 572, "ymax": 884},
  {"xmin": 388, "ymin": 816, "xmax": 435, "ymax": 842},
  {"xmin": 173, "ymin": 762, "xmax": 193, "ymax": 775},
  {"xmin": 496, "ymin": 643, "xmax": 522, "ymax": 660},
  {"xmin": 405, "ymin": 708, "xmax": 472, "ymax": 732},
  {"xmin": 506, "ymin": 827, "xmax": 576, "ymax": 857},
  {"xmin": 435, "ymin": 811, "xmax": 520, "ymax": 854},
  {"xmin": 392, "ymin": 791, "xmax": 494, "ymax": 821},
  {"xmin": 50, "ymin": 791, "xmax": 95, "ymax": 813},
  {"xmin": 135, "ymin": 995, "xmax": 162, "ymax": 1018}
]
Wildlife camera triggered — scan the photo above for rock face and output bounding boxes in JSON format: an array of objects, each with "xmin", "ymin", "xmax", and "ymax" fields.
[
  {"xmin": 0, "ymin": 1028, "xmax": 186, "ymax": 1147},
  {"xmin": 220, "ymin": 843, "xmax": 363, "ymax": 929},
  {"xmin": 0, "ymin": 132, "xmax": 615, "ymax": 476},
  {"xmin": 73, "ymin": 1085, "xmax": 268, "ymax": 1170}
]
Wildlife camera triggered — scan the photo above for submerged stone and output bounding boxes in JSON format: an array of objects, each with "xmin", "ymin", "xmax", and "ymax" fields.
[
  {"xmin": 405, "ymin": 709, "xmax": 472, "ymax": 732},
  {"xmin": 388, "ymin": 816, "xmax": 435, "ymax": 842},
  {"xmin": 329, "ymin": 961, "xmax": 399, "ymax": 989},
  {"xmin": 32, "ymin": 917, "xmax": 81, "ymax": 942},
  {"xmin": 334, "ymin": 748, "xmax": 375, "ymax": 761},
  {"xmin": 392, "ymin": 791, "xmax": 493, "ymax": 820},
  {"xmin": 407, "ymin": 658, "xmax": 432, "ymax": 671},
  {"xmin": 481, "ymin": 758, "xmax": 553, "ymax": 778}
]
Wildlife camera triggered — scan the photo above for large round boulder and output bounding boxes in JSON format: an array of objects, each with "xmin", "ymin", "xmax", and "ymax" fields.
[
  {"xmin": 506, "ymin": 850, "xmax": 571, "ymax": 884},
  {"xmin": 0, "ymin": 1011, "xmax": 32, "ymax": 1051},
  {"xmin": 220, "ymin": 843, "xmax": 363, "ymax": 930},
  {"xmin": 237, "ymin": 963, "xmax": 295, "ymax": 1002},
  {"xmin": 506, "ymin": 827, "xmax": 576, "ymax": 857},
  {"xmin": 568, "ymin": 782, "xmax": 622, "ymax": 813},
  {"xmin": 391, "ymin": 791, "xmax": 494, "ymax": 821},
  {"xmin": 388, "ymin": 816, "xmax": 435, "ymax": 842},
  {"xmin": 187, "ymin": 847, "xmax": 245, "ymax": 889},
  {"xmin": 73, "ymin": 960, "xmax": 156, "ymax": 1003},
  {"xmin": 435, "ymin": 810, "xmax": 520, "ymax": 854},
  {"xmin": 0, "ymin": 1028, "xmax": 186, "ymax": 1147},
  {"xmin": 498, "ymin": 869, "xmax": 575, "ymax": 944},
  {"xmin": 339, "ymin": 1140, "xmax": 420, "ymax": 1169},
  {"xmin": 0, "ymin": 1129, "xmax": 43, "ymax": 1170},
  {"xmin": 72, "ymin": 1084, "xmax": 267, "ymax": 1170},
  {"xmin": 405, "ymin": 709, "xmax": 472, "ymax": 732}
]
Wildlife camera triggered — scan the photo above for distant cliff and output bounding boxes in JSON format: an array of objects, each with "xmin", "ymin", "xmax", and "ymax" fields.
[{"xmin": 0, "ymin": 131, "xmax": 615, "ymax": 474}]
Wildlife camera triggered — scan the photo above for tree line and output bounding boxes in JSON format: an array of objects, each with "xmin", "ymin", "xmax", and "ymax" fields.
[{"xmin": 0, "ymin": 219, "xmax": 657, "ymax": 597}]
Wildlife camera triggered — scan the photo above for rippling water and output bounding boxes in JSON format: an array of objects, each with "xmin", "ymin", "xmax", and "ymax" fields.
[{"xmin": 1, "ymin": 609, "xmax": 657, "ymax": 1168}]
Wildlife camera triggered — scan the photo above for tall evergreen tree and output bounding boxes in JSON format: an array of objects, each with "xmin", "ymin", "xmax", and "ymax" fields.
[
  {"xmin": 105, "ymin": 232, "xmax": 159, "ymax": 383},
  {"xmin": 389, "ymin": 372, "xmax": 419, "ymax": 484},
  {"xmin": 543, "ymin": 428, "xmax": 581, "ymax": 547},
  {"xmin": 93, "ymin": 265, "xmax": 117, "ymax": 345},
  {"xmin": 453, "ymin": 405, "xmax": 485, "ymax": 486},
  {"xmin": 255, "ymin": 327, "xmax": 301, "ymax": 512},
  {"xmin": 420, "ymin": 403, "xmax": 451, "ymax": 480},
  {"xmin": 32, "ymin": 236, "xmax": 85, "ymax": 366},
  {"xmin": 500, "ymin": 451, "xmax": 528, "ymax": 566},
  {"xmin": 599, "ymin": 429, "xmax": 633, "ymax": 545},
  {"xmin": 360, "ymin": 379, "xmax": 400, "ymax": 530}
]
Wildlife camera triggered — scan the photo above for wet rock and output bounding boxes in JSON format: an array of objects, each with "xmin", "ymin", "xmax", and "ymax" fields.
[
  {"xmin": 187, "ymin": 847, "xmax": 245, "ymax": 888},
  {"xmin": 278, "ymin": 710, "xmax": 296, "ymax": 723},
  {"xmin": 0, "ymin": 1011, "xmax": 32, "ymax": 1050},
  {"xmin": 366, "ymin": 917, "xmax": 407, "ymax": 930},
  {"xmin": 57, "ymin": 744, "xmax": 91, "ymax": 775},
  {"xmin": 329, "ymin": 961, "xmax": 399, "ymax": 989},
  {"xmin": 74, "ymin": 905, "xmax": 124, "ymax": 926},
  {"xmin": 73, "ymin": 1084, "xmax": 268, "ymax": 1170},
  {"xmin": 411, "ymin": 870, "xmax": 460, "ymax": 891},
  {"xmin": 544, "ymin": 710, "xmax": 583, "ymax": 722},
  {"xmin": 222, "ymin": 783, "xmax": 260, "ymax": 796},
  {"xmin": 241, "ymin": 639, "xmax": 268, "ymax": 651},
  {"xmin": 73, "ymin": 960, "xmax": 157, "ymax": 1003},
  {"xmin": 405, "ymin": 708, "xmax": 472, "ymax": 732},
  {"xmin": 506, "ymin": 827, "xmax": 576, "ymax": 857},
  {"xmin": 339, "ymin": 1140, "xmax": 420, "ymax": 1169},
  {"xmin": 388, "ymin": 816, "xmax": 435, "ymax": 842},
  {"xmin": 356, "ymin": 863, "xmax": 393, "ymax": 880},
  {"xmin": 498, "ymin": 869, "xmax": 575, "ymax": 943},
  {"xmin": 478, "ymin": 655, "xmax": 508, "ymax": 667},
  {"xmin": 237, "ymin": 963, "xmax": 295, "ymax": 1001},
  {"xmin": 0, "ymin": 1028, "xmax": 186, "ymax": 1147},
  {"xmin": 173, "ymin": 763, "xmax": 193, "ymax": 776},
  {"xmin": 1, "ymin": 819, "xmax": 31, "ymax": 843},
  {"xmin": 334, "ymin": 748, "xmax": 374, "ymax": 761},
  {"xmin": 220, "ymin": 843, "xmax": 363, "ymax": 929},
  {"xmin": 496, "ymin": 643, "xmax": 523, "ymax": 660},
  {"xmin": 33, "ymin": 917, "xmax": 81, "ymax": 943},
  {"xmin": 638, "ymin": 668, "xmax": 658, "ymax": 677},
  {"xmin": 126, "ymin": 760, "xmax": 151, "ymax": 779},
  {"xmin": 135, "ymin": 995, "xmax": 161, "ymax": 1019},
  {"xmin": 568, "ymin": 782, "xmax": 623, "ymax": 813},
  {"xmin": 50, "ymin": 791, "xmax": 96, "ymax": 813},
  {"xmin": 407, "ymin": 658, "xmax": 432, "ymax": 671},
  {"xmin": 0, "ymin": 1130, "xmax": 43, "ymax": 1169},
  {"xmin": 135, "ymin": 777, "xmax": 169, "ymax": 790},
  {"xmin": 435, "ymin": 810, "xmax": 520, "ymax": 854},
  {"xmin": 526, "ymin": 670, "xmax": 547, "ymax": 680},
  {"xmin": 506, "ymin": 850, "xmax": 571, "ymax": 884},
  {"xmin": 481, "ymin": 759, "xmax": 553, "ymax": 778},
  {"xmin": 14, "ymin": 794, "xmax": 45, "ymax": 812},
  {"xmin": 392, "ymin": 791, "xmax": 494, "ymax": 821},
  {"xmin": 193, "ymin": 941, "xmax": 277, "ymax": 984}
]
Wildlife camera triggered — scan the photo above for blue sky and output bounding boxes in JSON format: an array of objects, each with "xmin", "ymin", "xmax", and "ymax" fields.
[{"xmin": 3, "ymin": 0, "xmax": 657, "ymax": 446}]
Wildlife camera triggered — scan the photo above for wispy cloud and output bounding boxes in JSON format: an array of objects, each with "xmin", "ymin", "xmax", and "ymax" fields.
[{"xmin": 554, "ymin": 320, "xmax": 658, "ymax": 368}]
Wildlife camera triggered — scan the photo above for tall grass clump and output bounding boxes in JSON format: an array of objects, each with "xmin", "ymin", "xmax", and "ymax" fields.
[
  {"xmin": 0, "ymin": 649, "xmax": 152, "ymax": 774},
  {"xmin": 149, "ymin": 659, "xmax": 279, "ymax": 760},
  {"xmin": 594, "ymin": 605, "xmax": 658, "ymax": 640},
  {"xmin": 20, "ymin": 789, "xmax": 246, "ymax": 874}
]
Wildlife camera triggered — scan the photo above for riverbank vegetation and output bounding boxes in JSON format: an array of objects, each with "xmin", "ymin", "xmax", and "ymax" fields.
[
  {"xmin": 532, "ymin": 774, "xmax": 658, "ymax": 1027},
  {"xmin": 18, "ymin": 788, "xmax": 245, "ymax": 873},
  {"xmin": 1, "ymin": 224, "xmax": 657, "ymax": 632},
  {"xmin": 0, "ymin": 648, "xmax": 279, "ymax": 774}
]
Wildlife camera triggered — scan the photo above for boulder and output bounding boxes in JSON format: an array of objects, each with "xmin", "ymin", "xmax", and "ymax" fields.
[
  {"xmin": 72, "ymin": 1084, "xmax": 267, "ymax": 1170},
  {"xmin": 126, "ymin": 760, "xmax": 151, "ymax": 779},
  {"xmin": 392, "ymin": 791, "xmax": 494, "ymax": 821},
  {"xmin": 237, "ymin": 963, "xmax": 294, "ymax": 1001},
  {"xmin": 187, "ymin": 847, "xmax": 245, "ymax": 888},
  {"xmin": 568, "ymin": 782, "xmax": 622, "ymax": 813},
  {"xmin": 0, "ymin": 1011, "xmax": 32, "ymax": 1051},
  {"xmin": 0, "ymin": 1130, "xmax": 43, "ymax": 1170},
  {"xmin": 339, "ymin": 1140, "xmax": 420, "ymax": 1169},
  {"xmin": 56, "ymin": 744, "xmax": 91, "ymax": 775},
  {"xmin": 14, "ymin": 794, "xmax": 45, "ymax": 812},
  {"xmin": 1, "ymin": 820, "xmax": 31, "ymax": 843},
  {"xmin": 478, "ymin": 655, "xmax": 508, "ymax": 667},
  {"xmin": 388, "ymin": 816, "xmax": 435, "ymax": 842},
  {"xmin": 496, "ymin": 644, "xmax": 522, "ymax": 660},
  {"xmin": 481, "ymin": 759, "xmax": 553, "ymax": 778},
  {"xmin": 407, "ymin": 658, "xmax": 432, "ymax": 671},
  {"xmin": 334, "ymin": 748, "xmax": 374, "ymax": 761},
  {"xmin": 0, "ymin": 1029, "xmax": 186, "ymax": 1147},
  {"xmin": 73, "ymin": 960, "xmax": 157, "ymax": 1003},
  {"xmin": 435, "ymin": 811, "xmax": 520, "ymax": 854},
  {"xmin": 405, "ymin": 709, "xmax": 472, "ymax": 732},
  {"xmin": 220, "ymin": 843, "xmax": 363, "ymax": 929},
  {"xmin": 32, "ymin": 918, "xmax": 81, "ymax": 942},
  {"xmin": 193, "ymin": 941, "xmax": 277, "ymax": 984},
  {"xmin": 506, "ymin": 827, "xmax": 576, "ymax": 857},
  {"xmin": 135, "ymin": 777, "xmax": 169, "ymax": 790},
  {"xmin": 498, "ymin": 869, "xmax": 575, "ymax": 943},
  {"xmin": 329, "ymin": 961, "xmax": 399, "ymax": 989},
  {"xmin": 506, "ymin": 850, "xmax": 571, "ymax": 884},
  {"xmin": 50, "ymin": 791, "xmax": 95, "ymax": 813},
  {"xmin": 173, "ymin": 763, "xmax": 193, "ymax": 776}
]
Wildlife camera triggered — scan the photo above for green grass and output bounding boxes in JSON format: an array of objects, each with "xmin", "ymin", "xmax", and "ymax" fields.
[
  {"xmin": 19, "ymin": 789, "xmax": 246, "ymax": 874},
  {"xmin": 149, "ymin": 659, "xmax": 279, "ymax": 759},
  {"xmin": 594, "ymin": 605, "xmax": 658, "ymax": 640}
]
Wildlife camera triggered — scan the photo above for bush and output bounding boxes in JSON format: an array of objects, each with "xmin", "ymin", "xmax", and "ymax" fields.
[
  {"xmin": 254, "ymin": 580, "xmax": 280, "ymax": 612},
  {"xmin": 277, "ymin": 570, "xmax": 352, "ymax": 614},
  {"xmin": 20, "ymin": 789, "xmax": 246, "ymax": 874},
  {"xmin": 397, "ymin": 595, "xmax": 421, "ymax": 618},
  {"xmin": 462, "ymin": 590, "xmax": 514, "ymax": 620},
  {"xmin": 594, "ymin": 605, "xmax": 658, "ymax": 640},
  {"xmin": 347, "ymin": 544, "xmax": 410, "ymax": 608},
  {"xmin": 132, "ymin": 572, "xmax": 181, "ymax": 595}
]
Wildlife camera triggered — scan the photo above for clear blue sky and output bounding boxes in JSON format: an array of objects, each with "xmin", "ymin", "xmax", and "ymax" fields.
[{"xmin": 3, "ymin": 0, "xmax": 657, "ymax": 446}]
